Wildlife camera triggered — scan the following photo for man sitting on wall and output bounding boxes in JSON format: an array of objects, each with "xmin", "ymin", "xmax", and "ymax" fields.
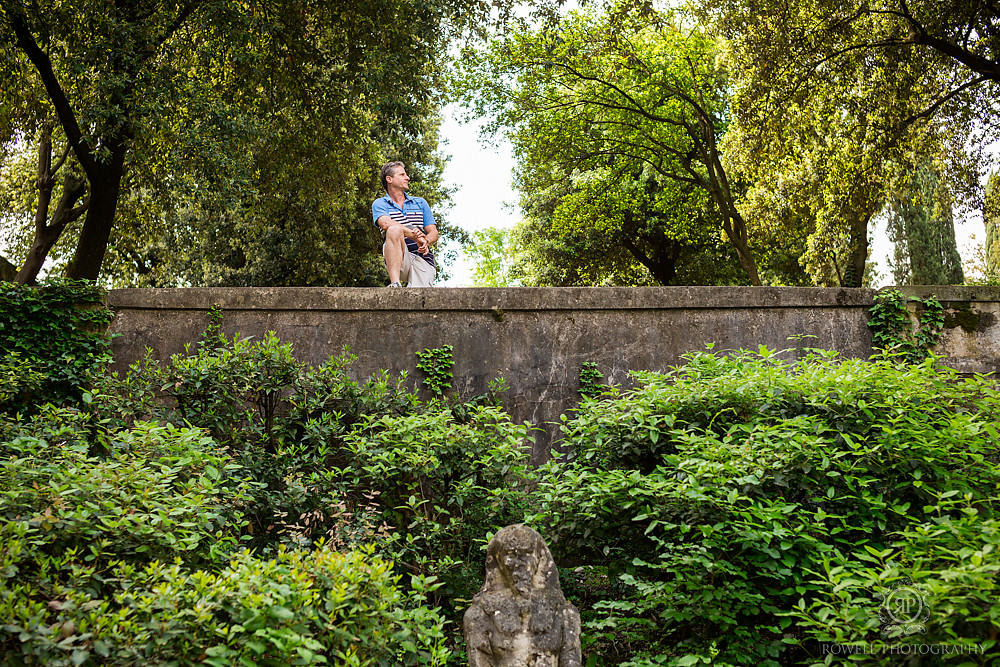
[{"xmin": 372, "ymin": 161, "xmax": 438, "ymax": 287}]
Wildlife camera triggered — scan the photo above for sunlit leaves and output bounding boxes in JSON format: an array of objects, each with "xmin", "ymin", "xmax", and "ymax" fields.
[
  {"xmin": 455, "ymin": 4, "xmax": 762, "ymax": 284},
  {"xmin": 700, "ymin": 0, "xmax": 996, "ymax": 285}
]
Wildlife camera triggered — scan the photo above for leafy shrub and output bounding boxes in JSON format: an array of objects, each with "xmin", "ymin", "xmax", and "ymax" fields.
[
  {"xmin": 0, "ymin": 392, "xmax": 450, "ymax": 665},
  {"xmin": 787, "ymin": 512, "xmax": 1000, "ymax": 665},
  {"xmin": 532, "ymin": 348, "xmax": 1000, "ymax": 666},
  {"xmin": 0, "ymin": 402, "xmax": 94, "ymax": 453},
  {"xmin": 0, "ymin": 417, "xmax": 251, "ymax": 572},
  {"xmin": 1, "ymin": 542, "xmax": 449, "ymax": 666},
  {"xmin": 90, "ymin": 325, "xmax": 533, "ymax": 637},
  {"xmin": 0, "ymin": 352, "xmax": 46, "ymax": 411},
  {"xmin": 578, "ymin": 361, "xmax": 604, "ymax": 399},
  {"xmin": 0, "ymin": 280, "xmax": 113, "ymax": 412},
  {"xmin": 160, "ymin": 330, "xmax": 302, "ymax": 448},
  {"xmin": 340, "ymin": 405, "xmax": 534, "ymax": 614},
  {"xmin": 282, "ymin": 350, "xmax": 420, "ymax": 452},
  {"xmin": 86, "ymin": 350, "xmax": 162, "ymax": 431}
]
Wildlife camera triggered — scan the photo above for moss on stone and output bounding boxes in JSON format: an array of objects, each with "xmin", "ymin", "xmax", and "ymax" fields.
[{"xmin": 943, "ymin": 302, "xmax": 981, "ymax": 334}]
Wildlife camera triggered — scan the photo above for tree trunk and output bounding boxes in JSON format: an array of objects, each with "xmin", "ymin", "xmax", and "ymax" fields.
[
  {"xmin": 622, "ymin": 213, "xmax": 681, "ymax": 285},
  {"xmin": 842, "ymin": 212, "xmax": 870, "ymax": 288},
  {"xmin": 16, "ymin": 173, "xmax": 88, "ymax": 284},
  {"xmin": 65, "ymin": 148, "xmax": 126, "ymax": 281},
  {"xmin": 729, "ymin": 235, "xmax": 761, "ymax": 286},
  {"xmin": 720, "ymin": 211, "xmax": 762, "ymax": 286},
  {"xmin": 16, "ymin": 228, "xmax": 60, "ymax": 285},
  {"xmin": 693, "ymin": 114, "xmax": 762, "ymax": 286},
  {"xmin": 13, "ymin": 124, "xmax": 88, "ymax": 284},
  {"xmin": 0, "ymin": 257, "xmax": 17, "ymax": 282}
]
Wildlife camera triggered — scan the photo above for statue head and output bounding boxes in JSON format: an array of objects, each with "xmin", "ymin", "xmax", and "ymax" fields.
[
  {"xmin": 465, "ymin": 524, "xmax": 583, "ymax": 666},
  {"xmin": 481, "ymin": 524, "xmax": 562, "ymax": 598}
]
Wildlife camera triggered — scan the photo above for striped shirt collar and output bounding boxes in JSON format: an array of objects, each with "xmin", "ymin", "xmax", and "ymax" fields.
[{"xmin": 381, "ymin": 193, "xmax": 414, "ymax": 209}]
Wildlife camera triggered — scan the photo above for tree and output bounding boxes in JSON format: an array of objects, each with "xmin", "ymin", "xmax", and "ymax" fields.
[
  {"xmin": 456, "ymin": 5, "xmax": 766, "ymax": 284},
  {"xmin": 103, "ymin": 111, "xmax": 457, "ymax": 288},
  {"xmin": 502, "ymin": 162, "xmax": 750, "ymax": 286},
  {"xmin": 699, "ymin": 0, "xmax": 997, "ymax": 286},
  {"xmin": 466, "ymin": 227, "xmax": 522, "ymax": 287},
  {"xmin": 887, "ymin": 164, "xmax": 964, "ymax": 285},
  {"xmin": 0, "ymin": 0, "xmax": 503, "ymax": 284},
  {"xmin": 986, "ymin": 172, "xmax": 1000, "ymax": 281},
  {"xmin": 1, "ymin": 0, "xmax": 226, "ymax": 280}
]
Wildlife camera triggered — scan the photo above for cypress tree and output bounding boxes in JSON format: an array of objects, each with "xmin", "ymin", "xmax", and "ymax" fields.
[
  {"xmin": 887, "ymin": 165, "xmax": 964, "ymax": 285},
  {"xmin": 985, "ymin": 173, "xmax": 1000, "ymax": 281}
]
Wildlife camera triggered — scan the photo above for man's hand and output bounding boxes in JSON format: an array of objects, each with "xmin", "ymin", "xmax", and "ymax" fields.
[{"xmin": 412, "ymin": 228, "xmax": 429, "ymax": 254}]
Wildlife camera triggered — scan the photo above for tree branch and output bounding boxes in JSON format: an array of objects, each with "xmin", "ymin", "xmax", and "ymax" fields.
[
  {"xmin": 528, "ymin": 59, "xmax": 679, "ymax": 124},
  {"xmin": 50, "ymin": 141, "xmax": 72, "ymax": 177},
  {"xmin": 908, "ymin": 32, "xmax": 1000, "ymax": 80},
  {"xmin": 900, "ymin": 75, "xmax": 989, "ymax": 128},
  {"xmin": 150, "ymin": 0, "xmax": 200, "ymax": 52},
  {"xmin": 9, "ymin": 11, "xmax": 98, "ymax": 175}
]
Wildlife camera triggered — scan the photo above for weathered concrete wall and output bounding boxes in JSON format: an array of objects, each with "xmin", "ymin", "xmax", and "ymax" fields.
[
  {"xmin": 899, "ymin": 286, "xmax": 1000, "ymax": 375},
  {"xmin": 107, "ymin": 286, "xmax": 1000, "ymax": 462}
]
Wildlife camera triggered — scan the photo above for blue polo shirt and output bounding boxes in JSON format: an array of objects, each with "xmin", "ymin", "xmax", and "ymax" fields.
[{"xmin": 372, "ymin": 194, "xmax": 436, "ymax": 267}]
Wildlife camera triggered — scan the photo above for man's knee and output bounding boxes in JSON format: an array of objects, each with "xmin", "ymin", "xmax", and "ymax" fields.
[{"xmin": 385, "ymin": 225, "xmax": 406, "ymax": 242}]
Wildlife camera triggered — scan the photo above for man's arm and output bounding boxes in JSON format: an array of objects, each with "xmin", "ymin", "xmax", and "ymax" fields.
[
  {"xmin": 422, "ymin": 224, "xmax": 438, "ymax": 248},
  {"xmin": 376, "ymin": 214, "xmax": 423, "ymax": 241},
  {"xmin": 375, "ymin": 214, "xmax": 395, "ymax": 232},
  {"xmin": 416, "ymin": 198, "xmax": 438, "ymax": 253},
  {"xmin": 372, "ymin": 199, "xmax": 413, "ymax": 233}
]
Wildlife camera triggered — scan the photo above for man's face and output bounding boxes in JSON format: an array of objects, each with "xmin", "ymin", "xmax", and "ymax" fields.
[{"xmin": 388, "ymin": 166, "xmax": 410, "ymax": 190}]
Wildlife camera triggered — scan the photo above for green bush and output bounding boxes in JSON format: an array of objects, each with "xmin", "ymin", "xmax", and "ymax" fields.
[
  {"xmin": 160, "ymin": 330, "xmax": 302, "ymax": 449},
  {"xmin": 1, "ymin": 542, "xmax": 449, "ymax": 666},
  {"xmin": 787, "ymin": 512, "xmax": 1000, "ymax": 665},
  {"xmin": 0, "ymin": 280, "xmax": 113, "ymax": 412},
  {"xmin": 340, "ymin": 405, "xmax": 533, "ymax": 613},
  {"xmin": 0, "ymin": 416, "xmax": 251, "ymax": 571},
  {"xmin": 532, "ymin": 348, "xmax": 1000, "ymax": 666},
  {"xmin": 89, "ymin": 325, "xmax": 534, "ymax": 642},
  {"xmin": 0, "ymin": 405, "xmax": 449, "ymax": 665},
  {"xmin": 89, "ymin": 331, "xmax": 409, "ymax": 549},
  {"xmin": 21, "ymin": 306, "xmax": 998, "ymax": 667},
  {"xmin": 0, "ymin": 352, "xmax": 46, "ymax": 411},
  {"xmin": 86, "ymin": 350, "xmax": 162, "ymax": 431}
]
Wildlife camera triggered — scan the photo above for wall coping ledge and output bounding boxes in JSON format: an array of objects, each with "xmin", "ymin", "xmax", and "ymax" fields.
[{"xmin": 107, "ymin": 286, "xmax": 890, "ymax": 312}]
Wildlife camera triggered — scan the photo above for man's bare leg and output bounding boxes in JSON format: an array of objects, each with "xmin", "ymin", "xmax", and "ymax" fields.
[{"xmin": 383, "ymin": 225, "xmax": 408, "ymax": 284}]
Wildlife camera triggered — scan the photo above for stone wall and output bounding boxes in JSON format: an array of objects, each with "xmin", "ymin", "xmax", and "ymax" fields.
[
  {"xmin": 107, "ymin": 286, "xmax": 1000, "ymax": 462},
  {"xmin": 900, "ymin": 286, "xmax": 1000, "ymax": 375}
]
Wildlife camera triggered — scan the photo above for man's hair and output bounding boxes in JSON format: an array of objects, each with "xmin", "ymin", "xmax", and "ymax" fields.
[{"xmin": 380, "ymin": 161, "xmax": 405, "ymax": 191}]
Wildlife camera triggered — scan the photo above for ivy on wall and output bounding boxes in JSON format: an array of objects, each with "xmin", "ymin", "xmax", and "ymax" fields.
[
  {"xmin": 867, "ymin": 288, "xmax": 944, "ymax": 362},
  {"xmin": 0, "ymin": 279, "xmax": 114, "ymax": 411}
]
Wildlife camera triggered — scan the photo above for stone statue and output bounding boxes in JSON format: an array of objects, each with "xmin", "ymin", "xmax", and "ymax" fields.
[{"xmin": 463, "ymin": 524, "xmax": 582, "ymax": 667}]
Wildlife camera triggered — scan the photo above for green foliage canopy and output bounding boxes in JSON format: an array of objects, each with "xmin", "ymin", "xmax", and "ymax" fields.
[
  {"xmin": 0, "ymin": 0, "xmax": 494, "ymax": 285},
  {"xmin": 465, "ymin": 227, "xmax": 522, "ymax": 287},
  {"xmin": 887, "ymin": 165, "xmax": 964, "ymax": 285},
  {"xmin": 455, "ymin": 5, "xmax": 766, "ymax": 285},
  {"xmin": 985, "ymin": 172, "xmax": 1000, "ymax": 282},
  {"xmin": 699, "ymin": 0, "xmax": 996, "ymax": 286}
]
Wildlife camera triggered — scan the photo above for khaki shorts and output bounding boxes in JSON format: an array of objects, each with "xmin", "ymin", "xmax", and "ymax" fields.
[{"xmin": 400, "ymin": 251, "xmax": 436, "ymax": 287}]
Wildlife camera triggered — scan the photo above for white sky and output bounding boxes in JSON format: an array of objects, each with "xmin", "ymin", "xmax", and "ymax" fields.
[{"xmin": 437, "ymin": 104, "xmax": 519, "ymax": 286}]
